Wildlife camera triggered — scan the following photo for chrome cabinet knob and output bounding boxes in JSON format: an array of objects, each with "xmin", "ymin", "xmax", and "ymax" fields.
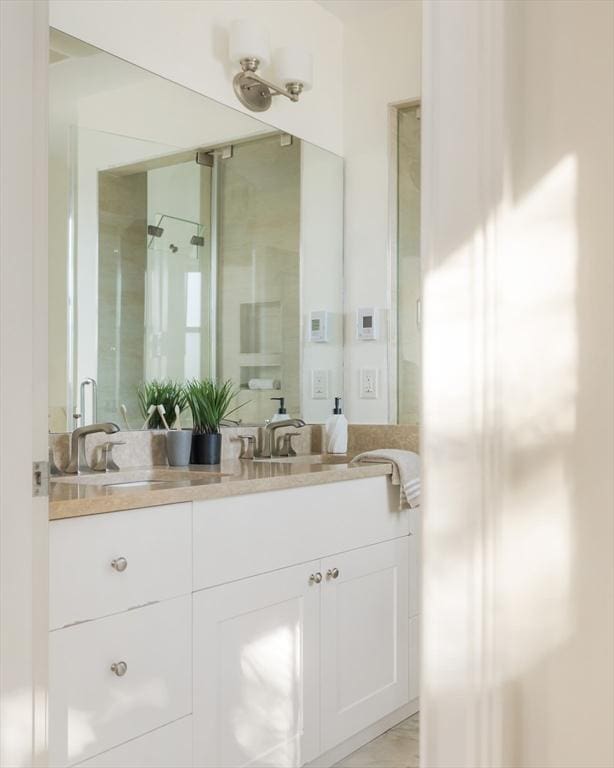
[
  {"xmin": 111, "ymin": 557, "xmax": 128, "ymax": 572},
  {"xmin": 110, "ymin": 661, "xmax": 128, "ymax": 677},
  {"xmin": 309, "ymin": 572, "xmax": 323, "ymax": 584},
  {"xmin": 327, "ymin": 567, "xmax": 340, "ymax": 579}
]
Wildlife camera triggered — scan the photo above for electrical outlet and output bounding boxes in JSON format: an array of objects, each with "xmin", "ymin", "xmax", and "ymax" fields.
[
  {"xmin": 360, "ymin": 368, "xmax": 378, "ymax": 399},
  {"xmin": 311, "ymin": 369, "xmax": 329, "ymax": 399}
]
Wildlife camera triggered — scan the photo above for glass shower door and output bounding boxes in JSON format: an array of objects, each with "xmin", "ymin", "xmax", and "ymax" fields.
[
  {"xmin": 145, "ymin": 213, "xmax": 211, "ymax": 383},
  {"xmin": 216, "ymin": 135, "xmax": 301, "ymax": 423}
]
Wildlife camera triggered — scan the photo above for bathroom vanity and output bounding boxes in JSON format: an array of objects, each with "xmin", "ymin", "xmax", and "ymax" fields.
[{"xmin": 48, "ymin": 463, "xmax": 420, "ymax": 768}]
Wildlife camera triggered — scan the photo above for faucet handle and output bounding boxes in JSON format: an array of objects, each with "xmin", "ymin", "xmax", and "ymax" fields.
[
  {"xmin": 279, "ymin": 432, "xmax": 301, "ymax": 457},
  {"xmin": 93, "ymin": 441, "xmax": 126, "ymax": 472},
  {"xmin": 237, "ymin": 434, "xmax": 256, "ymax": 460}
]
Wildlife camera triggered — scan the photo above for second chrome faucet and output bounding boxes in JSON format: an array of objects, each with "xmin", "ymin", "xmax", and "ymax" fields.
[{"xmin": 260, "ymin": 418, "xmax": 306, "ymax": 458}]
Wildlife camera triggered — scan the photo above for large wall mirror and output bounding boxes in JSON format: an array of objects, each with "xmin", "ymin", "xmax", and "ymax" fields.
[{"xmin": 49, "ymin": 29, "xmax": 343, "ymax": 432}]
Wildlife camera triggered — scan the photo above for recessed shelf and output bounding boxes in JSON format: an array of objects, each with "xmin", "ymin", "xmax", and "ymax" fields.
[{"xmin": 240, "ymin": 301, "xmax": 281, "ymax": 355}]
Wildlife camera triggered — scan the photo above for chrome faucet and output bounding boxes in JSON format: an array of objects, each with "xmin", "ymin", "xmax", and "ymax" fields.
[
  {"xmin": 64, "ymin": 422, "xmax": 120, "ymax": 474},
  {"xmin": 261, "ymin": 418, "xmax": 306, "ymax": 458}
]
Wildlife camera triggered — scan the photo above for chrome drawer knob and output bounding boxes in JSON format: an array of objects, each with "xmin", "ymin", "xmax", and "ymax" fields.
[
  {"xmin": 309, "ymin": 572, "xmax": 323, "ymax": 584},
  {"xmin": 327, "ymin": 567, "xmax": 340, "ymax": 579},
  {"xmin": 111, "ymin": 557, "xmax": 128, "ymax": 572},
  {"xmin": 110, "ymin": 661, "xmax": 128, "ymax": 677}
]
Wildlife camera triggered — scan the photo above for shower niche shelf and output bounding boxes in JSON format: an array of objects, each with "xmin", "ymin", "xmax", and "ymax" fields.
[
  {"xmin": 239, "ymin": 365, "xmax": 282, "ymax": 391},
  {"xmin": 240, "ymin": 301, "xmax": 281, "ymax": 355}
]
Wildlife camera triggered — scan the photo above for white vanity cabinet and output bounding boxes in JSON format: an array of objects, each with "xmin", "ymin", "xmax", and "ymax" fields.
[
  {"xmin": 49, "ymin": 597, "xmax": 192, "ymax": 767},
  {"xmin": 74, "ymin": 717, "xmax": 193, "ymax": 768},
  {"xmin": 193, "ymin": 560, "xmax": 321, "ymax": 768},
  {"xmin": 49, "ymin": 503, "xmax": 192, "ymax": 629},
  {"xmin": 320, "ymin": 539, "xmax": 409, "ymax": 751},
  {"xmin": 49, "ymin": 476, "xmax": 418, "ymax": 768},
  {"xmin": 192, "ymin": 538, "xmax": 409, "ymax": 768}
]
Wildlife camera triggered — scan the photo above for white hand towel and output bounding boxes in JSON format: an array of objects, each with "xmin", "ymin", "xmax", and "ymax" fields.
[{"xmin": 350, "ymin": 449, "xmax": 420, "ymax": 509}]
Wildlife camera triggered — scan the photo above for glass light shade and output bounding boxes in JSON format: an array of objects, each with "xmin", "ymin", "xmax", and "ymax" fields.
[
  {"xmin": 229, "ymin": 19, "xmax": 270, "ymax": 67},
  {"xmin": 274, "ymin": 47, "xmax": 313, "ymax": 91}
]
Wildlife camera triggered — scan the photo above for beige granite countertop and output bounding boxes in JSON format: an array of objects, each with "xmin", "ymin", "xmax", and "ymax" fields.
[{"xmin": 49, "ymin": 457, "xmax": 393, "ymax": 520}]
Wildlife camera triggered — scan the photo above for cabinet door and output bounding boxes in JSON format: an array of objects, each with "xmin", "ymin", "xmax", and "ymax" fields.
[
  {"xmin": 193, "ymin": 561, "xmax": 321, "ymax": 768},
  {"xmin": 320, "ymin": 539, "xmax": 409, "ymax": 751}
]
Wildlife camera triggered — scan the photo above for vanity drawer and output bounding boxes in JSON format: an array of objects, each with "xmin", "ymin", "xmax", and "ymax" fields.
[
  {"xmin": 49, "ymin": 596, "xmax": 191, "ymax": 767},
  {"xmin": 193, "ymin": 475, "xmax": 407, "ymax": 590},
  {"xmin": 49, "ymin": 503, "xmax": 191, "ymax": 629},
  {"xmin": 73, "ymin": 716, "xmax": 192, "ymax": 768}
]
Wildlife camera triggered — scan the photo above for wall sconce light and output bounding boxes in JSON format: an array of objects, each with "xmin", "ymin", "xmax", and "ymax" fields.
[{"xmin": 229, "ymin": 19, "xmax": 313, "ymax": 112}]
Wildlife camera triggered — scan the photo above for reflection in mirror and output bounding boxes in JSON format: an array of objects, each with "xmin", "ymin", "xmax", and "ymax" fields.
[
  {"xmin": 396, "ymin": 103, "xmax": 421, "ymax": 425},
  {"xmin": 48, "ymin": 30, "xmax": 343, "ymax": 431}
]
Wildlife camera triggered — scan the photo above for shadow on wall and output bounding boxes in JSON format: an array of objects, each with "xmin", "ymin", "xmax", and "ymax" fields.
[
  {"xmin": 422, "ymin": 1, "xmax": 614, "ymax": 766},
  {"xmin": 497, "ymin": 3, "xmax": 614, "ymax": 766}
]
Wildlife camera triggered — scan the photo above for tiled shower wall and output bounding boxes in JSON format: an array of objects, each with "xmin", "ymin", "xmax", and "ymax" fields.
[
  {"xmin": 217, "ymin": 135, "xmax": 301, "ymax": 423},
  {"xmin": 97, "ymin": 171, "xmax": 147, "ymax": 425}
]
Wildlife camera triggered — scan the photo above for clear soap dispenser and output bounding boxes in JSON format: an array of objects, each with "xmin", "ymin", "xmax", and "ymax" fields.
[
  {"xmin": 270, "ymin": 397, "xmax": 289, "ymax": 423},
  {"xmin": 325, "ymin": 397, "xmax": 348, "ymax": 454}
]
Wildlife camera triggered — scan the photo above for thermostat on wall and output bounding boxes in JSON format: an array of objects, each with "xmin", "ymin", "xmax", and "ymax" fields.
[
  {"xmin": 309, "ymin": 310, "xmax": 329, "ymax": 343},
  {"xmin": 356, "ymin": 307, "xmax": 378, "ymax": 340}
]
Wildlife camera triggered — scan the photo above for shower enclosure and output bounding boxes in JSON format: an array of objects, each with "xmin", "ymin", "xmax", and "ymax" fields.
[{"xmin": 95, "ymin": 133, "xmax": 301, "ymax": 426}]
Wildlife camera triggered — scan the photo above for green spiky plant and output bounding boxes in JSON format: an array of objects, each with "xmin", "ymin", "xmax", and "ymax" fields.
[
  {"xmin": 185, "ymin": 379, "xmax": 246, "ymax": 435},
  {"xmin": 137, "ymin": 379, "xmax": 187, "ymax": 429}
]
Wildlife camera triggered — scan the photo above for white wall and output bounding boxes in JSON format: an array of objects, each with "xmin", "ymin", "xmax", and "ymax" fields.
[
  {"xmin": 421, "ymin": 1, "xmax": 614, "ymax": 766},
  {"xmin": 49, "ymin": 0, "xmax": 344, "ymax": 156},
  {"xmin": 341, "ymin": 1, "xmax": 422, "ymax": 423}
]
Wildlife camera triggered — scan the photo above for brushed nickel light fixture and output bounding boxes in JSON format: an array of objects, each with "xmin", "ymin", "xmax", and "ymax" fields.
[{"xmin": 229, "ymin": 19, "xmax": 313, "ymax": 113}]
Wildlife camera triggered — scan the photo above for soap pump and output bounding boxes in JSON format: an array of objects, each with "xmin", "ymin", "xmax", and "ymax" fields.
[
  {"xmin": 270, "ymin": 397, "xmax": 288, "ymax": 423},
  {"xmin": 325, "ymin": 397, "xmax": 348, "ymax": 454}
]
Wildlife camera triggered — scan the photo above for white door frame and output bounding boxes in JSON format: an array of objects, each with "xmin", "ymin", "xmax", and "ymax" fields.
[
  {"xmin": 0, "ymin": 2, "xmax": 49, "ymax": 767},
  {"xmin": 420, "ymin": 2, "xmax": 504, "ymax": 764}
]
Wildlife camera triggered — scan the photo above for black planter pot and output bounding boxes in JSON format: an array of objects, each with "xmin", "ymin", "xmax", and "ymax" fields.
[{"xmin": 191, "ymin": 432, "xmax": 222, "ymax": 465}]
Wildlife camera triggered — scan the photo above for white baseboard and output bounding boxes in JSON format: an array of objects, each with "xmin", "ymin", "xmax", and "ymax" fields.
[{"xmin": 306, "ymin": 697, "xmax": 420, "ymax": 768}]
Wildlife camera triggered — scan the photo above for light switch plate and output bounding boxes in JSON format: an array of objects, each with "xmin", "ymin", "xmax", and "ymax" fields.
[
  {"xmin": 360, "ymin": 368, "xmax": 378, "ymax": 399},
  {"xmin": 311, "ymin": 369, "xmax": 329, "ymax": 399}
]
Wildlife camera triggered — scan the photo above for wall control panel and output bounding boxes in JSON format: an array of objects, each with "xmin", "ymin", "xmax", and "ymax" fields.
[
  {"xmin": 309, "ymin": 311, "xmax": 329, "ymax": 342},
  {"xmin": 356, "ymin": 307, "xmax": 378, "ymax": 340}
]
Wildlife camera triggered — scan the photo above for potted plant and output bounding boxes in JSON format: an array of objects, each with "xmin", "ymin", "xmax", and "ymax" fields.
[
  {"xmin": 137, "ymin": 379, "xmax": 187, "ymax": 429},
  {"xmin": 185, "ymin": 379, "xmax": 245, "ymax": 465}
]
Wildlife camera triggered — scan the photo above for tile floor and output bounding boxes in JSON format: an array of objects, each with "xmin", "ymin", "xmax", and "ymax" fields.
[{"xmin": 334, "ymin": 713, "xmax": 419, "ymax": 768}]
